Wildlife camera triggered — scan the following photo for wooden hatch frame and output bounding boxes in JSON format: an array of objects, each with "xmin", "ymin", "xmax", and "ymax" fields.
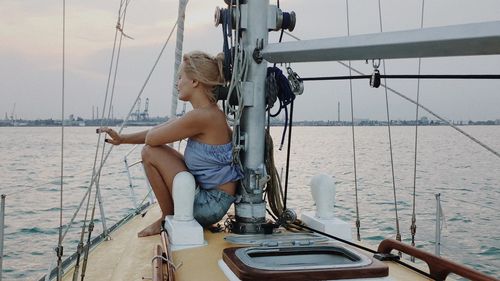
[{"xmin": 222, "ymin": 246, "xmax": 388, "ymax": 281}]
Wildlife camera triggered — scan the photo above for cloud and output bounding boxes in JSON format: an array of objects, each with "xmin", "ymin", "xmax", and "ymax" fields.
[{"xmin": 1, "ymin": 0, "xmax": 500, "ymax": 121}]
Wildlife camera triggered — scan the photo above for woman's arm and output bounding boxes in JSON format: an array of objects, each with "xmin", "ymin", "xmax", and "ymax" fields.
[
  {"xmin": 145, "ymin": 110, "xmax": 206, "ymax": 146},
  {"xmin": 97, "ymin": 127, "xmax": 148, "ymax": 145},
  {"xmin": 99, "ymin": 110, "xmax": 207, "ymax": 146},
  {"xmin": 121, "ymin": 130, "xmax": 149, "ymax": 144}
]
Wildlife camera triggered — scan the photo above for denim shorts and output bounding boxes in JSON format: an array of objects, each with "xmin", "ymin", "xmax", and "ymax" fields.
[{"xmin": 193, "ymin": 188, "xmax": 236, "ymax": 227}]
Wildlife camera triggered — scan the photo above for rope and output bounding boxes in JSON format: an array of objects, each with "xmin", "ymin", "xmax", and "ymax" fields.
[
  {"xmin": 56, "ymin": 0, "xmax": 66, "ymax": 279},
  {"xmin": 264, "ymin": 0, "xmax": 287, "ymax": 218},
  {"xmin": 411, "ymin": 0, "xmax": 426, "ymax": 255},
  {"xmin": 283, "ymin": 100, "xmax": 294, "ymax": 210},
  {"xmin": 345, "ymin": 0, "xmax": 361, "ymax": 241},
  {"xmin": 377, "ymin": 0, "xmax": 402, "ymax": 244},
  {"xmin": 264, "ymin": 130, "xmax": 304, "ymax": 232},
  {"xmin": 266, "ymin": 67, "xmax": 296, "ymax": 149},
  {"xmin": 221, "ymin": 2, "xmax": 249, "ymax": 176},
  {"xmin": 151, "ymin": 255, "xmax": 181, "ymax": 270},
  {"xmin": 264, "ymin": 131, "xmax": 284, "ymax": 218},
  {"xmin": 220, "ymin": 8, "xmax": 233, "ymax": 82}
]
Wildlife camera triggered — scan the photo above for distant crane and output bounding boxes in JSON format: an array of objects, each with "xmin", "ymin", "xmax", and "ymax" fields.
[
  {"xmin": 141, "ymin": 98, "xmax": 150, "ymax": 120},
  {"xmin": 134, "ymin": 98, "xmax": 142, "ymax": 120},
  {"xmin": 131, "ymin": 98, "xmax": 150, "ymax": 121},
  {"xmin": 10, "ymin": 103, "xmax": 16, "ymax": 126}
]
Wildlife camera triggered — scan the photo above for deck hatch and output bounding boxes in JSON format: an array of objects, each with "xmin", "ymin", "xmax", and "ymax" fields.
[
  {"xmin": 235, "ymin": 245, "xmax": 371, "ymax": 271},
  {"xmin": 224, "ymin": 232, "xmax": 329, "ymax": 246},
  {"xmin": 222, "ymin": 245, "xmax": 389, "ymax": 280}
]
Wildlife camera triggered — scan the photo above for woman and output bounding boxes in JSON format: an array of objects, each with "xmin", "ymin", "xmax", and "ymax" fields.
[{"xmin": 99, "ymin": 51, "xmax": 243, "ymax": 237}]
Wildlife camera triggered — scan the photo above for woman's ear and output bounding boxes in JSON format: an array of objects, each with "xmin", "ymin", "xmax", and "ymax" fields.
[{"xmin": 192, "ymin": 79, "xmax": 199, "ymax": 88}]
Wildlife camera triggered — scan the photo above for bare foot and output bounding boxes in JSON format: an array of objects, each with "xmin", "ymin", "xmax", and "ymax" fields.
[{"xmin": 138, "ymin": 218, "xmax": 162, "ymax": 237}]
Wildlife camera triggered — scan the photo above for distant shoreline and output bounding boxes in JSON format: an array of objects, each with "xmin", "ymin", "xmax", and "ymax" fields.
[{"xmin": 1, "ymin": 118, "xmax": 499, "ymax": 127}]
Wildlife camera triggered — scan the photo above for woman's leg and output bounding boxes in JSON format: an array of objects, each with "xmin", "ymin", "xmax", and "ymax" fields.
[{"xmin": 138, "ymin": 144, "xmax": 187, "ymax": 237}]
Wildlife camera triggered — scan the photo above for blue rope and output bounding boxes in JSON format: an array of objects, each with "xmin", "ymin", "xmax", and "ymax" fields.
[
  {"xmin": 266, "ymin": 67, "xmax": 296, "ymax": 150},
  {"xmin": 220, "ymin": 8, "xmax": 233, "ymax": 82}
]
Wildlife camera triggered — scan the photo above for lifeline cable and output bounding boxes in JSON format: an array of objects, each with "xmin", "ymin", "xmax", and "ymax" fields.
[
  {"xmin": 411, "ymin": 0, "xmax": 426, "ymax": 257},
  {"xmin": 345, "ymin": 0, "xmax": 362, "ymax": 242},
  {"xmin": 377, "ymin": 0, "xmax": 402, "ymax": 245},
  {"xmin": 292, "ymin": 223, "xmax": 433, "ymax": 280},
  {"xmin": 56, "ymin": 0, "xmax": 66, "ymax": 280}
]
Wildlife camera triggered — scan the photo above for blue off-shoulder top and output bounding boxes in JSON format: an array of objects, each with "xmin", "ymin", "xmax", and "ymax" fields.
[{"xmin": 184, "ymin": 138, "xmax": 244, "ymax": 190}]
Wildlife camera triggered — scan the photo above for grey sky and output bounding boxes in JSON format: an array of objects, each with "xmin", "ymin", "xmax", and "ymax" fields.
[{"xmin": 1, "ymin": 0, "xmax": 499, "ymax": 121}]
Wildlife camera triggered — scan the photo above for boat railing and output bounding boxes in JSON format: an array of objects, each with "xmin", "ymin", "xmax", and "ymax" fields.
[
  {"xmin": 377, "ymin": 238, "xmax": 498, "ymax": 281},
  {"xmin": 123, "ymin": 144, "xmax": 156, "ymax": 210},
  {"xmin": 0, "ymin": 155, "xmax": 153, "ymax": 281}
]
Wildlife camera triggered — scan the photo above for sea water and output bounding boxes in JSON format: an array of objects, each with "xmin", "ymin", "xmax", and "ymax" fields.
[{"xmin": 0, "ymin": 126, "xmax": 499, "ymax": 280}]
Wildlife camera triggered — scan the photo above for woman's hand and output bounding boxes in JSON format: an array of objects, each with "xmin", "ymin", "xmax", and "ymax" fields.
[{"xmin": 97, "ymin": 127, "xmax": 123, "ymax": 145}]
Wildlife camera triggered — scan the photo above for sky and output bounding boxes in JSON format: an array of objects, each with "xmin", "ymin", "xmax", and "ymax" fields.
[{"xmin": 1, "ymin": 0, "xmax": 499, "ymax": 122}]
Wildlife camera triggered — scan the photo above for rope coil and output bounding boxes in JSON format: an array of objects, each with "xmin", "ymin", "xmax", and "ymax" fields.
[{"xmin": 266, "ymin": 66, "xmax": 296, "ymax": 150}]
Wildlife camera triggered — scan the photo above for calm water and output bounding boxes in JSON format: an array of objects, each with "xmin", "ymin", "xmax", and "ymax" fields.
[{"xmin": 0, "ymin": 126, "xmax": 499, "ymax": 280}]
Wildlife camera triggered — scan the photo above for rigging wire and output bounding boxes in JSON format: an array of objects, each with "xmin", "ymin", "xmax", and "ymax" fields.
[
  {"xmin": 334, "ymin": 65, "xmax": 500, "ymax": 160},
  {"xmin": 292, "ymin": 223, "xmax": 433, "ymax": 279},
  {"xmin": 79, "ymin": 2, "xmax": 179, "ymax": 218},
  {"xmin": 345, "ymin": 0, "xmax": 362, "ymax": 242},
  {"xmin": 65, "ymin": 9, "xmax": 181, "ymax": 244},
  {"xmin": 72, "ymin": 0, "xmax": 130, "ymax": 278},
  {"xmin": 281, "ymin": 32, "xmax": 500, "ymax": 160},
  {"xmin": 56, "ymin": 0, "xmax": 66, "ymax": 279},
  {"xmin": 81, "ymin": 2, "xmax": 135, "ymax": 279},
  {"xmin": 411, "ymin": 0, "xmax": 426, "ymax": 256},
  {"xmin": 377, "ymin": 0, "xmax": 402, "ymax": 244},
  {"xmin": 74, "ymin": 0, "xmax": 182, "ymax": 279},
  {"xmin": 61, "ymin": 3, "xmax": 181, "ymax": 279},
  {"xmin": 72, "ymin": 0, "xmax": 128, "ymax": 276},
  {"xmin": 300, "ymin": 74, "xmax": 500, "ymax": 81}
]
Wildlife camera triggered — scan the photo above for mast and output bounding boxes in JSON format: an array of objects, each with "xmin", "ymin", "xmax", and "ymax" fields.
[
  {"xmin": 232, "ymin": 0, "xmax": 269, "ymax": 234},
  {"xmin": 229, "ymin": 0, "xmax": 295, "ymax": 233},
  {"xmin": 170, "ymin": 0, "xmax": 189, "ymax": 119}
]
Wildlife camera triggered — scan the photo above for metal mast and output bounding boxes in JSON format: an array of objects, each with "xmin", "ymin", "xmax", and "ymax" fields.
[
  {"xmin": 225, "ymin": 0, "xmax": 296, "ymax": 233},
  {"xmin": 170, "ymin": 0, "xmax": 189, "ymax": 119},
  {"xmin": 232, "ymin": 0, "xmax": 270, "ymax": 233}
]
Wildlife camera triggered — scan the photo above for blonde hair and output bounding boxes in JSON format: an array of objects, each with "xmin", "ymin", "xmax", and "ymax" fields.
[{"xmin": 180, "ymin": 51, "xmax": 225, "ymax": 102}]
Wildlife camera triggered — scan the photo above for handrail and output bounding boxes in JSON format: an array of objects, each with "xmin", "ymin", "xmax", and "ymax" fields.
[{"xmin": 377, "ymin": 239, "xmax": 498, "ymax": 281}]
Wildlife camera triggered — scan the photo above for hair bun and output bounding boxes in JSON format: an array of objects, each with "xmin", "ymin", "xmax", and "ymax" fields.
[{"xmin": 214, "ymin": 52, "xmax": 225, "ymax": 84}]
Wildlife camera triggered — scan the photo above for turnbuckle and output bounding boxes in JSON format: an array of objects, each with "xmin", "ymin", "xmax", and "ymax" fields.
[
  {"xmin": 286, "ymin": 66, "xmax": 304, "ymax": 95},
  {"xmin": 369, "ymin": 59, "xmax": 381, "ymax": 88}
]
